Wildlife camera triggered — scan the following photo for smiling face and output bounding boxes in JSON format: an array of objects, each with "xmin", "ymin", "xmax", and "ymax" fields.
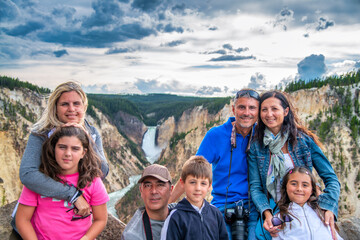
[
  {"xmin": 232, "ymin": 97, "xmax": 259, "ymax": 132},
  {"xmin": 56, "ymin": 91, "xmax": 85, "ymax": 124},
  {"xmin": 140, "ymin": 177, "xmax": 172, "ymax": 217},
  {"xmin": 55, "ymin": 136, "xmax": 86, "ymax": 175},
  {"xmin": 286, "ymin": 172, "xmax": 313, "ymax": 206},
  {"xmin": 260, "ymin": 97, "xmax": 289, "ymax": 135},
  {"xmin": 181, "ymin": 175, "xmax": 211, "ymax": 208}
]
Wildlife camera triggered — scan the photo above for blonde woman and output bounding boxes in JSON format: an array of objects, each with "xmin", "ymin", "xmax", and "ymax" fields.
[{"xmin": 13, "ymin": 82, "xmax": 109, "ymax": 230}]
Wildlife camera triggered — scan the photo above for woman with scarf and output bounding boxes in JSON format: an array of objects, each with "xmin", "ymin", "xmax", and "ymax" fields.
[{"xmin": 248, "ymin": 90, "xmax": 340, "ymax": 239}]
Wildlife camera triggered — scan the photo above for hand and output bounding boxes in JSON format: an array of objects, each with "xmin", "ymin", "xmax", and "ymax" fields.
[
  {"xmin": 62, "ymin": 122, "xmax": 87, "ymax": 133},
  {"xmin": 74, "ymin": 195, "xmax": 91, "ymax": 216},
  {"xmin": 263, "ymin": 210, "xmax": 280, "ymax": 237},
  {"xmin": 324, "ymin": 210, "xmax": 337, "ymax": 240}
]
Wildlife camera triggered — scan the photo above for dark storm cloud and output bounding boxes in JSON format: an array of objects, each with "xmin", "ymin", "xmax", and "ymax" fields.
[
  {"xmin": 131, "ymin": 0, "xmax": 163, "ymax": 12},
  {"xmin": 247, "ymin": 72, "xmax": 267, "ymax": 90},
  {"xmin": 172, "ymin": 3, "xmax": 186, "ymax": 14},
  {"xmin": 207, "ymin": 50, "xmax": 227, "ymax": 55},
  {"xmin": 315, "ymin": 17, "xmax": 335, "ymax": 31},
  {"xmin": 0, "ymin": 45, "xmax": 22, "ymax": 60},
  {"xmin": 297, "ymin": 54, "xmax": 327, "ymax": 81},
  {"xmin": 205, "ymin": 45, "xmax": 249, "ymax": 55},
  {"xmin": 82, "ymin": 0, "xmax": 124, "ymax": 28},
  {"xmin": 178, "ymin": 0, "xmax": 360, "ymax": 25},
  {"xmin": 4, "ymin": 21, "xmax": 45, "ymax": 36},
  {"xmin": 0, "ymin": 0, "xmax": 20, "ymax": 21},
  {"xmin": 53, "ymin": 49, "xmax": 68, "ymax": 58},
  {"xmin": 105, "ymin": 47, "xmax": 135, "ymax": 54},
  {"xmin": 195, "ymin": 86, "xmax": 222, "ymax": 95},
  {"xmin": 134, "ymin": 78, "xmax": 195, "ymax": 94},
  {"xmin": 158, "ymin": 12, "xmax": 166, "ymax": 20},
  {"xmin": 272, "ymin": 7, "xmax": 294, "ymax": 31},
  {"xmin": 156, "ymin": 23, "xmax": 184, "ymax": 33},
  {"xmin": 37, "ymin": 23, "xmax": 156, "ymax": 47},
  {"xmin": 223, "ymin": 44, "xmax": 233, "ymax": 50},
  {"xmin": 234, "ymin": 47, "xmax": 249, "ymax": 53},
  {"xmin": 165, "ymin": 24, "xmax": 184, "ymax": 33},
  {"xmin": 209, "ymin": 55, "xmax": 255, "ymax": 62},
  {"xmin": 163, "ymin": 40, "xmax": 186, "ymax": 47},
  {"xmin": 52, "ymin": 6, "xmax": 76, "ymax": 19}
]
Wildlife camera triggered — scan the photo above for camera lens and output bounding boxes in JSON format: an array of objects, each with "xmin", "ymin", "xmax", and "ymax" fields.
[{"xmin": 231, "ymin": 220, "xmax": 247, "ymax": 240}]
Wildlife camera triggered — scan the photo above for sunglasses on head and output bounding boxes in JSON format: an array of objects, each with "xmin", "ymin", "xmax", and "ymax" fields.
[
  {"xmin": 271, "ymin": 214, "xmax": 293, "ymax": 226},
  {"xmin": 66, "ymin": 207, "xmax": 92, "ymax": 221},
  {"xmin": 235, "ymin": 90, "xmax": 260, "ymax": 101}
]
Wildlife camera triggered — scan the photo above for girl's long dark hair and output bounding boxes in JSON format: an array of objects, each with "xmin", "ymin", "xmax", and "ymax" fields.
[
  {"xmin": 277, "ymin": 167, "xmax": 324, "ymax": 229},
  {"xmin": 255, "ymin": 90, "xmax": 323, "ymax": 149},
  {"xmin": 40, "ymin": 126, "xmax": 102, "ymax": 189}
]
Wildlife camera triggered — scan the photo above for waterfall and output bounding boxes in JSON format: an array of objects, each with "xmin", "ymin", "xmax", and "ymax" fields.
[
  {"xmin": 142, "ymin": 126, "xmax": 162, "ymax": 164},
  {"xmin": 107, "ymin": 126, "xmax": 161, "ymax": 218}
]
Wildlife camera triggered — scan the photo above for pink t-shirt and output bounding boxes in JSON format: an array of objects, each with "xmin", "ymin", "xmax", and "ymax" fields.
[{"xmin": 18, "ymin": 173, "xmax": 109, "ymax": 240}]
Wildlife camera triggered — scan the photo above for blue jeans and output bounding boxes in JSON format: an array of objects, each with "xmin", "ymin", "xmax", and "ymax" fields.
[{"xmin": 218, "ymin": 199, "xmax": 258, "ymax": 240}]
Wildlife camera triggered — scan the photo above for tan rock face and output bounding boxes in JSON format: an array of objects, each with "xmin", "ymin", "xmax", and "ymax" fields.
[
  {"xmin": 290, "ymin": 85, "xmax": 337, "ymax": 120},
  {"xmin": 87, "ymin": 107, "xmax": 147, "ymax": 192},
  {"xmin": 0, "ymin": 88, "xmax": 47, "ymax": 205}
]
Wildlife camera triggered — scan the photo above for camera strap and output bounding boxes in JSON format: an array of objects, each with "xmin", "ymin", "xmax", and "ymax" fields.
[
  {"xmin": 142, "ymin": 210, "xmax": 153, "ymax": 240},
  {"xmin": 225, "ymin": 124, "xmax": 254, "ymax": 212}
]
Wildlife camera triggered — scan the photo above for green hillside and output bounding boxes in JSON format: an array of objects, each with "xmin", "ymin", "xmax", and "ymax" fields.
[{"xmin": 88, "ymin": 93, "xmax": 231, "ymax": 126}]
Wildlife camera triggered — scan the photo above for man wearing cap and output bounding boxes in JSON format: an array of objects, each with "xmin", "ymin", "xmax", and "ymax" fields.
[
  {"xmin": 169, "ymin": 89, "xmax": 260, "ymax": 240},
  {"xmin": 122, "ymin": 164, "xmax": 174, "ymax": 240}
]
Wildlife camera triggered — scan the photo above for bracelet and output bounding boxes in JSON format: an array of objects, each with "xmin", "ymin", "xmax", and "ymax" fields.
[{"xmin": 70, "ymin": 189, "xmax": 83, "ymax": 204}]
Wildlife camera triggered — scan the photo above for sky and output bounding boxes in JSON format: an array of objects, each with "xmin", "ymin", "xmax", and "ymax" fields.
[{"xmin": 1, "ymin": 0, "xmax": 360, "ymax": 96}]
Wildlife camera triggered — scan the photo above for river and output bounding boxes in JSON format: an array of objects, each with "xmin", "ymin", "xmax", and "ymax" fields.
[{"xmin": 106, "ymin": 126, "xmax": 161, "ymax": 217}]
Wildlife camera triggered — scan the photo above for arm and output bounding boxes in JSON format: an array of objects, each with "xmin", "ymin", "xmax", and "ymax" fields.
[
  {"xmin": 16, "ymin": 204, "xmax": 38, "ymax": 240},
  {"xmin": 87, "ymin": 123, "xmax": 109, "ymax": 178},
  {"xmin": 247, "ymin": 144, "xmax": 272, "ymax": 215},
  {"xmin": 168, "ymin": 179, "xmax": 184, "ymax": 203},
  {"xmin": 80, "ymin": 204, "xmax": 108, "ymax": 240},
  {"xmin": 308, "ymin": 137, "xmax": 341, "ymax": 218},
  {"xmin": 19, "ymin": 133, "xmax": 77, "ymax": 201}
]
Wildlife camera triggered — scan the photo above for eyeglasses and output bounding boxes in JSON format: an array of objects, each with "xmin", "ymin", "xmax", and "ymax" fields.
[
  {"xmin": 271, "ymin": 214, "xmax": 293, "ymax": 226},
  {"xmin": 235, "ymin": 90, "xmax": 260, "ymax": 101},
  {"xmin": 66, "ymin": 207, "xmax": 92, "ymax": 221},
  {"xmin": 142, "ymin": 182, "xmax": 168, "ymax": 191}
]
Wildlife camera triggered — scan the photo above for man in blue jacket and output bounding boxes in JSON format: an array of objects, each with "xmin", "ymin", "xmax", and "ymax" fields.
[{"xmin": 169, "ymin": 89, "xmax": 260, "ymax": 240}]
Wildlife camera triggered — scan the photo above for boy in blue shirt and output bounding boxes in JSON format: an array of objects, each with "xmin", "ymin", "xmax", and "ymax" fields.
[{"xmin": 161, "ymin": 156, "xmax": 228, "ymax": 240}]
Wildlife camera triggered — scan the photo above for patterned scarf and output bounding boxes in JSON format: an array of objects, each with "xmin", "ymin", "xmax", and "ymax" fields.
[
  {"xmin": 231, "ymin": 122, "xmax": 237, "ymax": 148},
  {"xmin": 264, "ymin": 128, "xmax": 289, "ymax": 201}
]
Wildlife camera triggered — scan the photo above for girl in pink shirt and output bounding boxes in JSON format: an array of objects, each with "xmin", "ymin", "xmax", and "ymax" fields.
[{"xmin": 16, "ymin": 126, "xmax": 109, "ymax": 240}]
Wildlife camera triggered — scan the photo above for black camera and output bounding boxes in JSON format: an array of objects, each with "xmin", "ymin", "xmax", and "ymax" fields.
[{"xmin": 225, "ymin": 205, "xmax": 249, "ymax": 240}]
